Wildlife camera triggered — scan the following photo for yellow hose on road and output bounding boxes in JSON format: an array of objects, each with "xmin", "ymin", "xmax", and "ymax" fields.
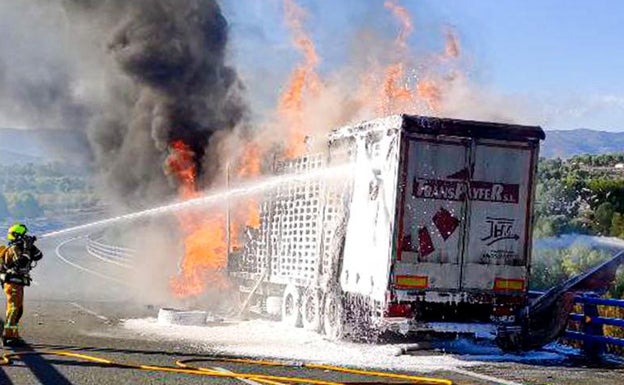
[
  {"xmin": 176, "ymin": 356, "xmax": 453, "ymax": 385},
  {"xmin": 1, "ymin": 349, "xmax": 453, "ymax": 385}
]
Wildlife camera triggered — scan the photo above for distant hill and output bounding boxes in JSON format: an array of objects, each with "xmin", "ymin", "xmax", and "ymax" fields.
[
  {"xmin": 1, "ymin": 127, "xmax": 623, "ymax": 163},
  {"xmin": 0, "ymin": 128, "xmax": 89, "ymax": 165},
  {"xmin": 542, "ymin": 129, "xmax": 624, "ymax": 159},
  {"xmin": 0, "ymin": 148, "xmax": 44, "ymax": 165}
]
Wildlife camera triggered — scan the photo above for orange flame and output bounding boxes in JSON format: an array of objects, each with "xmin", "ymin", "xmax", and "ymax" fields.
[
  {"xmin": 167, "ymin": 1, "xmax": 465, "ymax": 299},
  {"xmin": 278, "ymin": 0, "xmax": 322, "ymax": 158},
  {"xmin": 167, "ymin": 140, "xmax": 229, "ymax": 297},
  {"xmin": 166, "ymin": 140, "xmax": 197, "ymax": 198},
  {"xmin": 376, "ymin": 2, "xmax": 460, "ymax": 115},
  {"xmin": 377, "ymin": 1, "xmax": 417, "ymax": 114},
  {"xmin": 170, "ymin": 212, "xmax": 228, "ymax": 297},
  {"xmin": 384, "ymin": 0, "xmax": 413, "ymax": 50},
  {"xmin": 416, "ymin": 79, "xmax": 443, "ymax": 112},
  {"xmin": 235, "ymin": 143, "xmax": 261, "ymax": 230}
]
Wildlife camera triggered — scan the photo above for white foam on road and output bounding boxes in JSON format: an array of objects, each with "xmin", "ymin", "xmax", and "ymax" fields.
[
  {"xmin": 123, "ymin": 318, "xmax": 478, "ymax": 373},
  {"xmin": 432, "ymin": 338, "xmax": 568, "ymax": 364}
]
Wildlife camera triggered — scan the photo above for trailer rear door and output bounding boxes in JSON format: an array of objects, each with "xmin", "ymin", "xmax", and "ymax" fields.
[
  {"xmin": 395, "ymin": 136, "xmax": 469, "ymax": 291},
  {"xmin": 461, "ymin": 141, "xmax": 536, "ymax": 292},
  {"xmin": 394, "ymin": 136, "xmax": 536, "ymax": 293}
]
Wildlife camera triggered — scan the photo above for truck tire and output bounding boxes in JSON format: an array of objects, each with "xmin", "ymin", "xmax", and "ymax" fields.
[
  {"xmin": 301, "ymin": 288, "xmax": 322, "ymax": 331},
  {"xmin": 346, "ymin": 296, "xmax": 378, "ymax": 342},
  {"xmin": 323, "ymin": 290, "xmax": 345, "ymax": 340},
  {"xmin": 281, "ymin": 284, "xmax": 302, "ymax": 327}
]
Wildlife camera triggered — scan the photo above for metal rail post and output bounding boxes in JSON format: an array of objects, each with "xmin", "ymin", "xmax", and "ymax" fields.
[{"xmin": 582, "ymin": 294, "xmax": 605, "ymax": 359}]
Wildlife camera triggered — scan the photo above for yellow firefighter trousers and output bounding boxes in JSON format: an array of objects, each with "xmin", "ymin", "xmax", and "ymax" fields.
[{"xmin": 3, "ymin": 283, "xmax": 24, "ymax": 339}]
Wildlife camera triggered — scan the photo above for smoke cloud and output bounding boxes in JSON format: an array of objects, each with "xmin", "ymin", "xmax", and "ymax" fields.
[
  {"xmin": 0, "ymin": 0, "xmax": 248, "ymax": 207},
  {"xmin": 0, "ymin": 1, "xmax": 89, "ymax": 131},
  {"xmin": 75, "ymin": 0, "xmax": 247, "ymax": 206},
  {"xmin": 0, "ymin": 1, "xmax": 252, "ymax": 305}
]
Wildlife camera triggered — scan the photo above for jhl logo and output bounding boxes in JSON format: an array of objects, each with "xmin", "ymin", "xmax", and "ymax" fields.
[{"xmin": 481, "ymin": 217, "xmax": 519, "ymax": 246}]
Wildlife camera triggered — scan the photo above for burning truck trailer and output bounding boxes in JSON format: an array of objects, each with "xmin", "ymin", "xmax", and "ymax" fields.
[{"xmin": 227, "ymin": 114, "xmax": 622, "ymax": 351}]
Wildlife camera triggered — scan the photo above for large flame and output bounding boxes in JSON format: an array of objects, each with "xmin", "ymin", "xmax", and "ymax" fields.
[
  {"xmin": 377, "ymin": 0, "xmax": 461, "ymax": 115},
  {"xmin": 277, "ymin": 0, "xmax": 323, "ymax": 158},
  {"xmin": 168, "ymin": 0, "xmax": 464, "ymax": 299},
  {"xmin": 167, "ymin": 140, "xmax": 229, "ymax": 297},
  {"xmin": 167, "ymin": 139, "xmax": 264, "ymax": 298},
  {"xmin": 231, "ymin": 143, "xmax": 262, "ymax": 251}
]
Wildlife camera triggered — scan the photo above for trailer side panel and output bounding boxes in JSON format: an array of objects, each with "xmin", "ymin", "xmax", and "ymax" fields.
[{"xmin": 340, "ymin": 131, "xmax": 401, "ymax": 302}]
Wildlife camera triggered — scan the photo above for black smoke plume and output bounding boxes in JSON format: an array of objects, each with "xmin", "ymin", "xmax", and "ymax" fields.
[
  {"xmin": 79, "ymin": 0, "xmax": 247, "ymax": 205},
  {"xmin": 0, "ymin": 0, "xmax": 247, "ymax": 206}
]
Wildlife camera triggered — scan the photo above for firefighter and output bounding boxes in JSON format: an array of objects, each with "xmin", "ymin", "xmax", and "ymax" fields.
[{"xmin": 0, "ymin": 223, "xmax": 43, "ymax": 346}]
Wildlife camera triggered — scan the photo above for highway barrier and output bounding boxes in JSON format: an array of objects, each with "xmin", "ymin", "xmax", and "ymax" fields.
[
  {"xmin": 564, "ymin": 294, "xmax": 624, "ymax": 358},
  {"xmin": 86, "ymin": 232, "xmax": 135, "ymax": 268}
]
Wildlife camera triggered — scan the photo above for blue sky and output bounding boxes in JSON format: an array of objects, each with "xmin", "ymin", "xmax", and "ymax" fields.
[{"xmin": 222, "ymin": 0, "xmax": 624, "ymax": 131}]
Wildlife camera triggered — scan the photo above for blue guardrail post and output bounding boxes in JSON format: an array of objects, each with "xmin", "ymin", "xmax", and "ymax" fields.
[{"xmin": 582, "ymin": 294, "xmax": 605, "ymax": 359}]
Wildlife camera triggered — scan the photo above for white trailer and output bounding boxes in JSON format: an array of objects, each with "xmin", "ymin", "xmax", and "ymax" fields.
[{"xmin": 231, "ymin": 114, "xmax": 545, "ymax": 343}]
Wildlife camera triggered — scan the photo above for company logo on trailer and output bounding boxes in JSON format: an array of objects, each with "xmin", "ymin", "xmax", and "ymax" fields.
[
  {"xmin": 412, "ymin": 166, "xmax": 519, "ymax": 204},
  {"xmin": 481, "ymin": 217, "xmax": 519, "ymax": 246}
]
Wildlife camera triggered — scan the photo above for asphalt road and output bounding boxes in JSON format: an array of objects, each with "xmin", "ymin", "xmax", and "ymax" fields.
[{"xmin": 0, "ymin": 234, "xmax": 621, "ymax": 384}]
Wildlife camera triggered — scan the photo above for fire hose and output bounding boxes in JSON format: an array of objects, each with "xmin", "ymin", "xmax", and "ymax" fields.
[{"xmin": 0, "ymin": 349, "xmax": 453, "ymax": 385}]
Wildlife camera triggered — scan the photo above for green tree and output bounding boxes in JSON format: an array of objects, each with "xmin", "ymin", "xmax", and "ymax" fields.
[
  {"xmin": 587, "ymin": 179, "xmax": 624, "ymax": 212},
  {"xmin": 10, "ymin": 193, "xmax": 44, "ymax": 218},
  {"xmin": 611, "ymin": 213, "xmax": 624, "ymax": 238},
  {"xmin": 531, "ymin": 246, "xmax": 613, "ymax": 291},
  {"xmin": 594, "ymin": 202, "xmax": 615, "ymax": 234}
]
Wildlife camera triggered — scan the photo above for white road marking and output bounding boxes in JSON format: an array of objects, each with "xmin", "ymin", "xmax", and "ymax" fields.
[
  {"xmin": 54, "ymin": 236, "xmax": 130, "ymax": 286},
  {"xmin": 211, "ymin": 366, "xmax": 273, "ymax": 385},
  {"xmin": 69, "ymin": 302, "xmax": 109, "ymax": 322},
  {"xmin": 448, "ymin": 367, "xmax": 525, "ymax": 385}
]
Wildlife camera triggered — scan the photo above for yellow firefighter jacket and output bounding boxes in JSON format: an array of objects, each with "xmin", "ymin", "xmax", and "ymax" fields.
[{"xmin": 0, "ymin": 242, "xmax": 41, "ymax": 286}]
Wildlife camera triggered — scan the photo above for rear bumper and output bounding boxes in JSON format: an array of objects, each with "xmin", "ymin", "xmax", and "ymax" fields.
[
  {"xmin": 378, "ymin": 317, "xmax": 498, "ymax": 339},
  {"xmin": 395, "ymin": 289, "xmax": 526, "ymax": 304}
]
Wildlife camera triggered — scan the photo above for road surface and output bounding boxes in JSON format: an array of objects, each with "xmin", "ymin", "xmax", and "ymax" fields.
[{"xmin": 0, "ymin": 234, "xmax": 621, "ymax": 384}]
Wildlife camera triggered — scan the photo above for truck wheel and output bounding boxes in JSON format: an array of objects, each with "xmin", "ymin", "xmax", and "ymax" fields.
[
  {"xmin": 281, "ymin": 284, "xmax": 302, "ymax": 327},
  {"xmin": 346, "ymin": 297, "xmax": 378, "ymax": 342},
  {"xmin": 323, "ymin": 290, "xmax": 345, "ymax": 340},
  {"xmin": 301, "ymin": 288, "xmax": 322, "ymax": 331}
]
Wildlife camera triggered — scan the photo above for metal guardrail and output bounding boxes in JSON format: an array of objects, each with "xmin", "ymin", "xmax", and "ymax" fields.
[
  {"xmin": 564, "ymin": 294, "xmax": 624, "ymax": 357},
  {"xmin": 86, "ymin": 232, "xmax": 135, "ymax": 268}
]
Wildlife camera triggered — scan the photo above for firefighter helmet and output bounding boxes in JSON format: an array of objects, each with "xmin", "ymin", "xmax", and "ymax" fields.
[{"xmin": 7, "ymin": 223, "xmax": 28, "ymax": 242}]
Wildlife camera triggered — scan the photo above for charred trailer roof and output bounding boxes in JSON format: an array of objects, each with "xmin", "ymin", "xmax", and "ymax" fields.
[
  {"xmin": 402, "ymin": 115, "xmax": 545, "ymax": 142},
  {"xmin": 328, "ymin": 114, "xmax": 545, "ymax": 144}
]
